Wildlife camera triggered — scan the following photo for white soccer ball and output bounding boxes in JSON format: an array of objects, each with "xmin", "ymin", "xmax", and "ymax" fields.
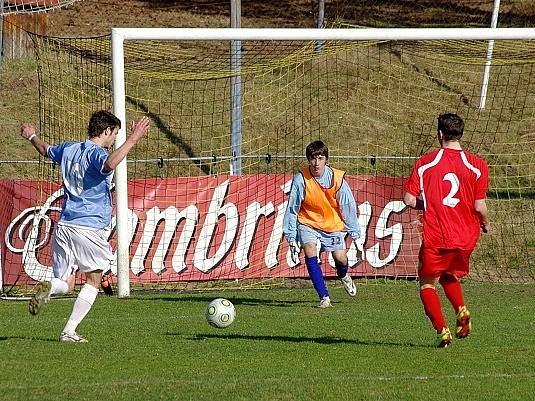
[{"xmin": 205, "ymin": 298, "xmax": 236, "ymax": 328}]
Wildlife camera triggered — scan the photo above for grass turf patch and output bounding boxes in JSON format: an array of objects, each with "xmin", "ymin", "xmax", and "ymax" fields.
[{"xmin": 0, "ymin": 282, "xmax": 534, "ymax": 401}]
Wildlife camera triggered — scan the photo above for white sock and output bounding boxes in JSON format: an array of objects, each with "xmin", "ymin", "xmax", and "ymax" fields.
[
  {"xmin": 62, "ymin": 284, "xmax": 99, "ymax": 335},
  {"xmin": 50, "ymin": 278, "xmax": 69, "ymax": 296}
]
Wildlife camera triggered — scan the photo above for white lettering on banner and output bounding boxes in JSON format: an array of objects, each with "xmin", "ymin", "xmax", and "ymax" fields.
[
  {"xmin": 193, "ymin": 180, "xmax": 239, "ymax": 273},
  {"xmin": 266, "ymin": 180, "xmax": 292, "ymax": 269},
  {"xmin": 109, "ymin": 210, "xmax": 139, "ymax": 275},
  {"xmin": 130, "ymin": 205, "xmax": 198, "ymax": 275},
  {"xmin": 270, "ymin": 200, "xmax": 288, "ymax": 269},
  {"xmin": 355, "ymin": 201, "xmax": 372, "ymax": 261},
  {"xmin": 366, "ymin": 200, "xmax": 407, "ymax": 268},
  {"xmin": 171, "ymin": 205, "xmax": 199, "ymax": 273},
  {"xmin": 4, "ymin": 177, "xmax": 413, "ymax": 279},
  {"xmin": 5, "ymin": 188, "xmax": 63, "ymax": 281},
  {"xmin": 235, "ymin": 201, "xmax": 275, "ymax": 270}
]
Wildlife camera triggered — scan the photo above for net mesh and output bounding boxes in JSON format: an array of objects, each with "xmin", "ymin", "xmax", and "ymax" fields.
[
  {"xmin": 1, "ymin": 30, "xmax": 534, "ymax": 295},
  {"xmin": 0, "ymin": 0, "xmax": 80, "ymax": 16}
]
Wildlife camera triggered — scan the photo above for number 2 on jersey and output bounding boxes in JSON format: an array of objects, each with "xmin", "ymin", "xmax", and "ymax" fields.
[{"xmin": 442, "ymin": 172, "xmax": 460, "ymax": 208}]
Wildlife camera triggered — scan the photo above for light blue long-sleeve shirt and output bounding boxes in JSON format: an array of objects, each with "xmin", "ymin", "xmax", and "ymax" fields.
[{"xmin": 282, "ymin": 165, "xmax": 361, "ymax": 243}]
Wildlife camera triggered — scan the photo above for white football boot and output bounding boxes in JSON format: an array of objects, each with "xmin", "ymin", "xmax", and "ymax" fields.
[
  {"xmin": 341, "ymin": 274, "xmax": 357, "ymax": 297},
  {"xmin": 318, "ymin": 296, "xmax": 332, "ymax": 308},
  {"xmin": 59, "ymin": 332, "xmax": 88, "ymax": 343},
  {"xmin": 29, "ymin": 281, "xmax": 51, "ymax": 315}
]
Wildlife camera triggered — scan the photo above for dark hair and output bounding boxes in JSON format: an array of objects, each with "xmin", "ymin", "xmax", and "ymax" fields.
[
  {"xmin": 437, "ymin": 113, "xmax": 464, "ymax": 141},
  {"xmin": 305, "ymin": 140, "xmax": 329, "ymax": 161},
  {"xmin": 87, "ymin": 110, "xmax": 121, "ymax": 138}
]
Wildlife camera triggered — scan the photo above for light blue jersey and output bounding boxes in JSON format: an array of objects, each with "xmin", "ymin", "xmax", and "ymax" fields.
[
  {"xmin": 47, "ymin": 140, "xmax": 112, "ymax": 229},
  {"xmin": 283, "ymin": 165, "xmax": 361, "ymax": 243}
]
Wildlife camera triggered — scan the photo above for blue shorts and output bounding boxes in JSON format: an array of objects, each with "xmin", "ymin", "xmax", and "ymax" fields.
[{"xmin": 298, "ymin": 224, "xmax": 346, "ymax": 252}]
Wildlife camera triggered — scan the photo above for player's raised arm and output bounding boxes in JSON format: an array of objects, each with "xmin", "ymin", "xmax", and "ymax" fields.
[
  {"xmin": 103, "ymin": 116, "xmax": 150, "ymax": 172},
  {"xmin": 20, "ymin": 123, "xmax": 49, "ymax": 157}
]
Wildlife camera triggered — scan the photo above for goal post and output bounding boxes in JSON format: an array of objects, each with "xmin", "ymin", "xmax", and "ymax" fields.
[
  {"xmin": 110, "ymin": 27, "xmax": 535, "ymax": 297},
  {"xmin": 111, "ymin": 31, "xmax": 130, "ymax": 297}
]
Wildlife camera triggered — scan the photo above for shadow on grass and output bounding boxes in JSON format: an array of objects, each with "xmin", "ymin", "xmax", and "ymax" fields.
[
  {"xmin": 177, "ymin": 332, "xmax": 430, "ymax": 348},
  {"xmin": 139, "ymin": 295, "xmax": 310, "ymax": 307},
  {"xmin": 0, "ymin": 335, "xmax": 59, "ymax": 343}
]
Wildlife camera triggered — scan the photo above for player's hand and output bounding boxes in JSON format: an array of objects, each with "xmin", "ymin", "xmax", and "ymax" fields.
[
  {"xmin": 20, "ymin": 123, "xmax": 36, "ymax": 140},
  {"xmin": 129, "ymin": 116, "xmax": 150, "ymax": 142},
  {"xmin": 288, "ymin": 240, "xmax": 300, "ymax": 264},
  {"xmin": 481, "ymin": 221, "xmax": 489, "ymax": 233}
]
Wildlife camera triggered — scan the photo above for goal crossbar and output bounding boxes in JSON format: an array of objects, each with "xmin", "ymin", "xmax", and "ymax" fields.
[{"xmin": 111, "ymin": 27, "xmax": 535, "ymax": 42}]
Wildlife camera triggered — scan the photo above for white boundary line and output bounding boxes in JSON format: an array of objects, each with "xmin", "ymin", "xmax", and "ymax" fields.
[{"xmin": 2, "ymin": 372, "xmax": 534, "ymax": 390}]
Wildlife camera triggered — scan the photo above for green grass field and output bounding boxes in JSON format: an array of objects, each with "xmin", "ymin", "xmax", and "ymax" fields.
[{"xmin": 1, "ymin": 282, "xmax": 534, "ymax": 401}]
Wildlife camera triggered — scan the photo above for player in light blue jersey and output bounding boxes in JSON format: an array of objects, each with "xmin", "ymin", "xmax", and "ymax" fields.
[
  {"xmin": 21, "ymin": 110, "xmax": 150, "ymax": 342},
  {"xmin": 283, "ymin": 140, "xmax": 362, "ymax": 308}
]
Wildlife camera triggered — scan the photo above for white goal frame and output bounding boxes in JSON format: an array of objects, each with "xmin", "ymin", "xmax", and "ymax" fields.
[{"xmin": 111, "ymin": 27, "xmax": 535, "ymax": 297}]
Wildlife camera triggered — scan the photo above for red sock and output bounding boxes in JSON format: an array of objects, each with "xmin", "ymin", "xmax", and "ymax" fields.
[
  {"xmin": 420, "ymin": 287, "xmax": 446, "ymax": 332},
  {"xmin": 439, "ymin": 274, "xmax": 465, "ymax": 312}
]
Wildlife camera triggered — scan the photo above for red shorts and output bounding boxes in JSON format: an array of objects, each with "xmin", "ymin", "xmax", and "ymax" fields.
[{"xmin": 418, "ymin": 246, "xmax": 473, "ymax": 279}]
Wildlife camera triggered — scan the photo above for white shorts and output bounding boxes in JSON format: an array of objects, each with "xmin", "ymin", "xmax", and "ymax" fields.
[
  {"xmin": 298, "ymin": 224, "xmax": 347, "ymax": 252},
  {"xmin": 52, "ymin": 224, "xmax": 113, "ymax": 280}
]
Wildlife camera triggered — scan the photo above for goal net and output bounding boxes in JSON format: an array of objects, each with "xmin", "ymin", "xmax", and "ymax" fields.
[
  {"xmin": 0, "ymin": 0, "xmax": 80, "ymax": 15},
  {"xmin": 1, "ymin": 28, "xmax": 534, "ymax": 295}
]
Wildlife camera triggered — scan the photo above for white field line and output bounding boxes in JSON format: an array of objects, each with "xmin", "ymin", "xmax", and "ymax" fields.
[{"xmin": 3, "ymin": 372, "xmax": 534, "ymax": 390}]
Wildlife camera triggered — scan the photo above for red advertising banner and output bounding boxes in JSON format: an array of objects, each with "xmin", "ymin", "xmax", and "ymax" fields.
[{"xmin": 1, "ymin": 175, "xmax": 420, "ymax": 285}]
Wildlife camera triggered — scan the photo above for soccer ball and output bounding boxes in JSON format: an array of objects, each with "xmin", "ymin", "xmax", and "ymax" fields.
[{"xmin": 205, "ymin": 298, "xmax": 236, "ymax": 328}]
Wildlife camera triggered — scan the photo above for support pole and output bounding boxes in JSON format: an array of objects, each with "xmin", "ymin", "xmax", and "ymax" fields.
[
  {"xmin": 314, "ymin": 0, "xmax": 325, "ymax": 53},
  {"xmin": 0, "ymin": 0, "xmax": 4, "ymax": 77},
  {"xmin": 230, "ymin": 0, "xmax": 242, "ymax": 175},
  {"xmin": 478, "ymin": 0, "xmax": 501, "ymax": 111}
]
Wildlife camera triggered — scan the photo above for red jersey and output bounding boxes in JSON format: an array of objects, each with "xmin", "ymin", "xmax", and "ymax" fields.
[{"xmin": 405, "ymin": 148, "xmax": 489, "ymax": 250}]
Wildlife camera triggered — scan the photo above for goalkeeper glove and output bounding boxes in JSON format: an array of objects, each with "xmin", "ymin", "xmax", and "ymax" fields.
[
  {"xmin": 288, "ymin": 240, "xmax": 300, "ymax": 264},
  {"xmin": 353, "ymin": 238, "xmax": 364, "ymax": 262},
  {"xmin": 353, "ymin": 237, "xmax": 364, "ymax": 249}
]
